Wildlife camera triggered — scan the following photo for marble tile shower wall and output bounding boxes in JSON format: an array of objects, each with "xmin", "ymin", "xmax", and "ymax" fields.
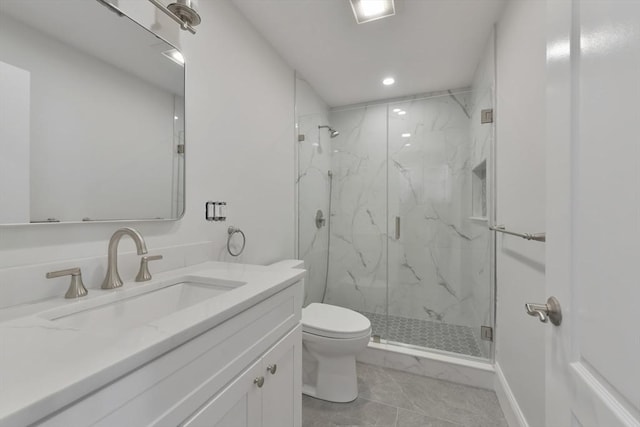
[
  {"xmin": 297, "ymin": 113, "xmax": 332, "ymax": 305},
  {"xmin": 325, "ymin": 104, "xmax": 388, "ymax": 316}
]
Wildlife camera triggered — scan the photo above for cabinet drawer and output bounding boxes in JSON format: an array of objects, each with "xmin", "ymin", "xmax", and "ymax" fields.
[{"xmin": 38, "ymin": 282, "xmax": 302, "ymax": 427}]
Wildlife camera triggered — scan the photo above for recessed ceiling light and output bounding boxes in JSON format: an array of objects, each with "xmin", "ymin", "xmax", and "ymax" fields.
[
  {"xmin": 402, "ymin": 133, "xmax": 411, "ymax": 138},
  {"xmin": 392, "ymin": 108, "xmax": 401, "ymax": 113},
  {"xmin": 349, "ymin": 0, "xmax": 395, "ymax": 24},
  {"xmin": 162, "ymin": 48, "xmax": 185, "ymax": 66},
  {"xmin": 398, "ymin": 111, "xmax": 406, "ymax": 115},
  {"xmin": 382, "ymin": 77, "xmax": 395, "ymax": 86},
  {"xmin": 174, "ymin": 116, "xmax": 179, "ymax": 120}
]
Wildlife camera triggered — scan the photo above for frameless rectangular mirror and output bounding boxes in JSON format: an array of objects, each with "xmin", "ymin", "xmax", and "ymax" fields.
[{"xmin": 0, "ymin": 0, "xmax": 185, "ymax": 224}]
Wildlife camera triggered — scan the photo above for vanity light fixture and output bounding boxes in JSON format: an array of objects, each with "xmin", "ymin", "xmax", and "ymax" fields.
[
  {"xmin": 147, "ymin": 0, "xmax": 200, "ymax": 34},
  {"xmin": 382, "ymin": 77, "xmax": 395, "ymax": 86},
  {"xmin": 167, "ymin": 0, "xmax": 201, "ymax": 26},
  {"xmin": 350, "ymin": 0, "xmax": 395, "ymax": 24},
  {"xmin": 162, "ymin": 49, "xmax": 185, "ymax": 66},
  {"xmin": 401, "ymin": 133, "xmax": 411, "ymax": 138}
]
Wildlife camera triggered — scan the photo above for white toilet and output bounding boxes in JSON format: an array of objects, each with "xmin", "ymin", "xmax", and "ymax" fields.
[{"xmin": 301, "ymin": 303, "xmax": 371, "ymax": 403}]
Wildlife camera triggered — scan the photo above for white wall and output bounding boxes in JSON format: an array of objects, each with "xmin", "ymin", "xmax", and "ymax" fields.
[
  {"xmin": 0, "ymin": 0, "xmax": 295, "ymax": 305},
  {"xmin": 495, "ymin": 1, "xmax": 546, "ymax": 426}
]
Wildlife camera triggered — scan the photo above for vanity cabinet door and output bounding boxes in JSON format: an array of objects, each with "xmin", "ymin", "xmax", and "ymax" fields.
[
  {"xmin": 181, "ymin": 360, "xmax": 263, "ymax": 427},
  {"xmin": 261, "ymin": 325, "xmax": 302, "ymax": 427}
]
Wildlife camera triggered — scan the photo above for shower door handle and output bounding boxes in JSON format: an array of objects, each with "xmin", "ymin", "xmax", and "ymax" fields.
[{"xmin": 395, "ymin": 216, "xmax": 401, "ymax": 240}]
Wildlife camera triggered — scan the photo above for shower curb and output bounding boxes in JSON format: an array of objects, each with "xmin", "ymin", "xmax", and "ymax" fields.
[{"xmin": 356, "ymin": 341, "xmax": 495, "ymax": 390}]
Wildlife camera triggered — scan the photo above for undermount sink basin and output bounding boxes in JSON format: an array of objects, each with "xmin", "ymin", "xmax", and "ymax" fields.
[{"xmin": 43, "ymin": 276, "xmax": 245, "ymax": 331}]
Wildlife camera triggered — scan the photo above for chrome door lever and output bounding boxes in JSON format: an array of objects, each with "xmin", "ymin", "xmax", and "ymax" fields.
[{"xmin": 525, "ymin": 296, "xmax": 562, "ymax": 326}]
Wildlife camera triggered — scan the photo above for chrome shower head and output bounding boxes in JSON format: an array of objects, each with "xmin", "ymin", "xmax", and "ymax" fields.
[
  {"xmin": 319, "ymin": 125, "xmax": 339, "ymax": 138},
  {"xmin": 168, "ymin": 0, "xmax": 201, "ymax": 26}
]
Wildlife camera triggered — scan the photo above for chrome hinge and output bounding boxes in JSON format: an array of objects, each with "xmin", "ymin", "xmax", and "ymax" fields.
[
  {"xmin": 298, "ymin": 134, "xmax": 305, "ymax": 142},
  {"xmin": 481, "ymin": 109, "xmax": 493, "ymax": 124},
  {"xmin": 177, "ymin": 144, "xmax": 185, "ymax": 154},
  {"xmin": 480, "ymin": 326, "xmax": 493, "ymax": 342}
]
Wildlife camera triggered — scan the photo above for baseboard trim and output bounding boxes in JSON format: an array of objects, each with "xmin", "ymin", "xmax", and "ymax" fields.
[{"xmin": 494, "ymin": 363, "xmax": 529, "ymax": 427}]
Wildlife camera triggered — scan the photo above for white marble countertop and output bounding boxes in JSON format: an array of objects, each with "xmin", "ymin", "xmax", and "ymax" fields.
[{"xmin": 0, "ymin": 261, "xmax": 305, "ymax": 427}]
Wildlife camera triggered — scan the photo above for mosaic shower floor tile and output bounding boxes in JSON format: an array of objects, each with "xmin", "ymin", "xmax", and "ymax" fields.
[{"xmin": 360, "ymin": 311, "xmax": 485, "ymax": 358}]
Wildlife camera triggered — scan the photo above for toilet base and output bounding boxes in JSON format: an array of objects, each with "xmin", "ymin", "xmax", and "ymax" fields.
[
  {"xmin": 302, "ymin": 331, "xmax": 370, "ymax": 403},
  {"xmin": 302, "ymin": 354, "xmax": 359, "ymax": 403}
]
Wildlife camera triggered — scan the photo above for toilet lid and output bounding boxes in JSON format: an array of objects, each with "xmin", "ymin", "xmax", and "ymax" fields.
[{"xmin": 302, "ymin": 303, "xmax": 371, "ymax": 339}]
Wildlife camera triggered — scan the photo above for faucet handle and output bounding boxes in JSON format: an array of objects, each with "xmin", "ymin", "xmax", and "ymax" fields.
[
  {"xmin": 46, "ymin": 267, "xmax": 88, "ymax": 299},
  {"xmin": 135, "ymin": 255, "xmax": 163, "ymax": 282}
]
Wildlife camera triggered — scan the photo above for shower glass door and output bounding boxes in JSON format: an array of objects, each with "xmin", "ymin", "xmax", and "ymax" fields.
[{"xmin": 386, "ymin": 88, "xmax": 494, "ymax": 359}]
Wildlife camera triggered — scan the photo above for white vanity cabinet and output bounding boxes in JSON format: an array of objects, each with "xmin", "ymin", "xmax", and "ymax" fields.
[
  {"xmin": 183, "ymin": 325, "xmax": 301, "ymax": 427},
  {"xmin": 36, "ymin": 280, "xmax": 303, "ymax": 427}
]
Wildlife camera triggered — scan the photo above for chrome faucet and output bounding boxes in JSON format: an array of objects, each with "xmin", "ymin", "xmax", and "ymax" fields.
[{"xmin": 101, "ymin": 227, "xmax": 148, "ymax": 289}]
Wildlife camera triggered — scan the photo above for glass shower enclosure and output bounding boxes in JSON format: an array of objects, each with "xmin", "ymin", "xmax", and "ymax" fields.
[{"xmin": 295, "ymin": 37, "xmax": 495, "ymax": 360}]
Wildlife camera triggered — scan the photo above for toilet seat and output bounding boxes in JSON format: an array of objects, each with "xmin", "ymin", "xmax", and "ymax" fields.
[{"xmin": 302, "ymin": 303, "xmax": 371, "ymax": 339}]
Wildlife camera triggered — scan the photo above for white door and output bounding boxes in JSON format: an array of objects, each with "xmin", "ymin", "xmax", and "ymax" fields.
[{"xmin": 546, "ymin": 0, "xmax": 640, "ymax": 426}]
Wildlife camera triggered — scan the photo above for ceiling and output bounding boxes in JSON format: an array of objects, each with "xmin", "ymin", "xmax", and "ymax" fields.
[{"xmin": 232, "ymin": 0, "xmax": 507, "ymax": 107}]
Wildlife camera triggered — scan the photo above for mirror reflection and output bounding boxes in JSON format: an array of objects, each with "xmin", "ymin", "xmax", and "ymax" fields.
[{"xmin": 0, "ymin": 0, "xmax": 185, "ymax": 224}]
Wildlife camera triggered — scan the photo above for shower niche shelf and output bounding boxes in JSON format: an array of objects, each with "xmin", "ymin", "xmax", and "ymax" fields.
[{"xmin": 471, "ymin": 159, "xmax": 487, "ymax": 220}]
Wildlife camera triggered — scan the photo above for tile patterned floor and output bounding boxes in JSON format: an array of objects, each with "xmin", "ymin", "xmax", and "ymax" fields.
[
  {"xmin": 360, "ymin": 311, "xmax": 485, "ymax": 358},
  {"xmin": 302, "ymin": 363, "xmax": 507, "ymax": 427}
]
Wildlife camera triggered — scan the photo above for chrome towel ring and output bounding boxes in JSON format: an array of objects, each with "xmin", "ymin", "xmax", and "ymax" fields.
[{"xmin": 227, "ymin": 226, "xmax": 246, "ymax": 256}]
